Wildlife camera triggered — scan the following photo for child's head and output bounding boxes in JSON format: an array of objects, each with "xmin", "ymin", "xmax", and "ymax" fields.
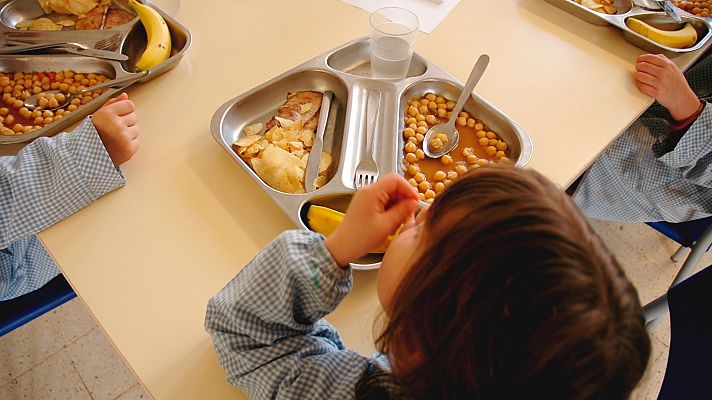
[{"xmin": 375, "ymin": 165, "xmax": 650, "ymax": 400}]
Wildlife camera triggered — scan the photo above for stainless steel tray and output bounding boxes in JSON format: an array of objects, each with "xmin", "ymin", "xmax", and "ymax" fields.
[
  {"xmin": 211, "ymin": 37, "xmax": 533, "ymax": 270},
  {"xmin": 544, "ymin": 0, "xmax": 712, "ymax": 55},
  {"xmin": 0, "ymin": 0, "xmax": 191, "ymax": 143}
]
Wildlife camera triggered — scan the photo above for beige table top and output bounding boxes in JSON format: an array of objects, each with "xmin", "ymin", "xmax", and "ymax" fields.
[{"xmin": 10, "ymin": 0, "xmax": 709, "ymax": 398}]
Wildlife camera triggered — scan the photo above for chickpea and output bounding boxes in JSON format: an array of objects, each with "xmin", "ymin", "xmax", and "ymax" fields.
[
  {"xmin": 2, "ymin": 86, "xmax": 11, "ymax": 94},
  {"xmin": 12, "ymin": 99, "xmax": 22, "ymax": 109},
  {"xmin": 48, "ymin": 98, "xmax": 59, "ymax": 108},
  {"xmin": 415, "ymin": 114, "xmax": 426, "ymax": 122},
  {"xmin": 437, "ymin": 102, "xmax": 447, "ymax": 110},
  {"xmin": 405, "ymin": 152, "xmax": 418, "ymax": 163},
  {"xmin": 455, "ymin": 164, "xmax": 468, "ymax": 175},
  {"xmin": 415, "ymin": 149, "xmax": 425, "ymax": 160},
  {"xmin": 0, "ymin": 127, "xmax": 13, "ymax": 136},
  {"xmin": 416, "ymin": 133, "xmax": 424, "ymax": 143},
  {"xmin": 437, "ymin": 108, "xmax": 447, "ymax": 118},
  {"xmin": 427, "ymin": 101, "xmax": 438, "ymax": 111},
  {"xmin": 68, "ymin": 86, "xmax": 77, "ymax": 94},
  {"xmin": 466, "ymin": 154, "xmax": 479, "ymax": 164},
  {"xmin": 416, "ymin": 126, "xmax": 427, "ymax": 135},
  {"xmin": 50, "ymin": 82, "xmax": 60, "ymax": 90},
  {"xmin": 1, "ymin": 94, "xmax": 8, "ymax": 102},
  {"xmin": 441, "ymin": 154, "xmax": 453, "ymax": 165},
  {"xmin": 486, "ymin": 146, "xmax": 497, "ymax": 156},
  {"xmin": 419, "ymin": 98, "xmax": 429, "ymax": 106},
  {"xmin": 65, "ymin": 71, "xmax": 74, "ymax": 79},
  {"xmin": 59, "ymin": 83, "xmax": 69, "ymax": 91},
  {"xmin": 436, "ymin": 133, "xmax": 449, "ymax": 144},
  {"xmin": 434, "ymin": 181, "xmax": 445, "ymax": 193},
  {"xmin": 414, "ymin": 172, "xmax": 426, "ymax": 183},
  {"xmin": 469, "ymin": 164, "xmax": 480, "ymax": 170},
  {"xmin": 433, "ymin": 170, "xmax": 447, "ymax": 181},
  {"xmin": 405, "ymin": 141, "xmax": 418, "ymax": 153},
  {"xmin": 81, "ymin": 96, "xmax": 91, "ymax": 105},
  {"xmin": 418, "ymin": 105, "xmax": 428, "ymax": 114},
  {"xmin": 409, "ymin": 178, "xmax": 418, "ymax": 187},
  {"xmin": 489, "ymin": 139, "xmax": 498, "ymax": 146},
  {"xmin": 11, "ymin": 124, "xmax": 22, "ymax": 133},
  {"xmin": 408, "ymin": 106, "xmax": 418, "ymax": 117},
  {"xmin": 74, "ymin": 73, "xmax": 84, "ymax": 81},
  {"xmin": 474, "ymin": 122, "xmax": 484, "ymax": 131},
  {"xmin": 21, "ymin": 126, "xmax": 31, "ymax": 134},
  {"xmin": 32, "ymin": 110, "xmax": 41, "ymax": 118},
  {"xmin": 446, "ymin": 100, "xmax": 455, "ymax": 110},
  {"xmin": 495, "ymin": 150, "xmax": 505, "ymax": 159},
  {"xmin": 70, "ymin": 98, "xmax": 80, "ymax": 106},
  {"xmin": 456, "ymin": 116, "xmax": 467, "ymax": 126},
  {"xmin": 41, "ymin": 83, "xmax": 49, "ymax": 90},
  {"xmin": 458, "ymin": 111, "xmax": 469, "ymax": 119},
  {"xmin": 424, "ymin": 189, "xmax": 436, "ymax": 200},
  {"xmin": 435, "ymin": 96, "xmax": 445, "ymax": 104},
  {"xmin": 486, "ymin": 131, "xmax": 497, "ymax": 139},
  {"xmin": 5, "ymin": 115, "xmax": 14, "ymax": 125},
  {"xmin": 425, "ymin": 93, "xmax": 436, "ymax": 101},
  {"xmin": 476, "ymin": 159, "xmax": 488, "ymax": 166},
  {"xmin": 56, "ymin": 109, "xmax": 64, "ymax": 116},
  {"xmin": 429, "ymin": 137, "xmax": 443, "ymax": 151},
  {"xmin": 478, "ymin": 137, "xmax": 489, "ymax": 146},
  {"xmin": 426, "ymin": 198, "xmax": 435, "ymax": 204},
  {"xmin": 408, "ymin": 123, "xmax": 418, "ymax": 131},
  {"xmin": 462, "ymin": 147, "xmax": 472, "ymax": 157},
  {"xmin": 496, "ymin": 141, "xmax": 508, "ymax": 151},
  {"xmin": 418, "ymin": 192, "xmax": 426, "ymax": 201},
  {"xmin": 466, "ymin": 118, "xmax": 476, "ymax": 128},
  {"xmin": 43, "ymin": 117, "xmax": 53, "ymax": 125},
  {"xmin": 24, "ymin": 80, "xmax": 32, "ymax": 89},
  {"xmin": 418, "ymin": 181, "xmax": 432, "ymax": 192},
  {"xmin": 0, "ymin": 108, "xmax": 7, "ymax": 116},
  {"xmin": 443, "ymin": 179, "xmax": 453, "ymax": 187},
  {"xmin": 407, "ymin": 164, "xmax": 420, "ymax": 176},
  {"xmin": 476, "ymin": 130, "xmax": 487, "ymax": 138},
  {"xmin": 403, "ymin": 127, "xmax": 416, "ymax": 139},
  {"xmin": 42, "ymin": 110, "xmax": 53, "ymax": 118},
  {"xmin": 89, "ymin": 79, "xmax": 97, "ymax": 86},
  {"xmin": 21, "ymin": 91, "xmax": 30, "ymax": 100},
  {"xmin": 53, "ymin": 115, "xmax": 62, "ymax": 122},
  {"xmin": 410, "ymin": 100, "xmax": 420, "ymax": 107},
  {"xmin": 447, "ymin": 171, "xmax": 458, "ymax": 180},
  {"xmin": 5, "ymin": 97, "xmax": 14, "ymax": 106},
  {"xmin": 500, "ymin": 156, "xmax": 510, "ymax": 162},
  {"xmin": 425, "ymin": 115, "xmax": 438, "ymax": 125},
  {"xmin": 417, "ymin": 121, "xmax": 428, "ymax": 128},
  {"xmin": 407, "ymin": 137, "xmax": 417, "ymax": 144},
  {"xmin": 406, "ymin": 117, "xmax": 417, "ymax": 125},
  {"xmin": 87, "ymin": 73, "xmax": 96, "ymax": 80},
  {"xmin": 33, "ymin": 116, "xmax": 44, "ymax": 125}
]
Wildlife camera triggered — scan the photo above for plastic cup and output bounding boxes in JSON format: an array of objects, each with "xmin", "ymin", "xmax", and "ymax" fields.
[{"xmin": 369, "ymin": 7, "xmax": 419, "ymax": 79}]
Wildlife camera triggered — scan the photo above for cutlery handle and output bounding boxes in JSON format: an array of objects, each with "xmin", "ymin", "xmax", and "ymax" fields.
[
  {"xmin": 75, "ymin": 70, "xmax": 149, "ymax": 95},
  {"xmin": 0, "ymin": 42, "xmax": 67, "ymax": 54},
  {"xmin": 366, "ymin": 90, "xmax": 380, "ymax": 154},
  {"xmin": 448, "ymin": 54, "xmax": 490, "ymax": 129}
]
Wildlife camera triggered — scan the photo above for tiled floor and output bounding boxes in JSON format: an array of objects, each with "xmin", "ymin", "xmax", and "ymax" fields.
[{"xmin": 0, "ymin": 219, "xmax": 708, "ymax": 399}]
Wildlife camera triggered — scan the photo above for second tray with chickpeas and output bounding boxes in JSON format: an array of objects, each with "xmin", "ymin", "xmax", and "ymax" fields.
[{"xmin": 211, "ymin": 37, "xmax": 533, "ymax": 269}]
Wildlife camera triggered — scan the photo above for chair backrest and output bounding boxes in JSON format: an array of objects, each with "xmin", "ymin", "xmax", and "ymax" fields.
[
  {"xmin": 658, "ymin": 264, "xmax": 712, "ymax": 400},
  {"xmin": 0, "ymin": 274, "xmax": 76, "ymax": 337},
  {"xmin": 646, "ymin": 215, "xmax": 712, "ymax": 247}
]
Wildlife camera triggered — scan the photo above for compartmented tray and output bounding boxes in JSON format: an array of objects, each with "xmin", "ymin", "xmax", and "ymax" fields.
[
  {"xmin": 545, "ymin": 0, "xmax": 712, "ymax": 55},
  {"xmin": 211, "ymin": 37, "xmax": 533, "ymax": 270},
  {"xmin": 0, "ymin": 0, "xmax": 190, "ymax": 143}
]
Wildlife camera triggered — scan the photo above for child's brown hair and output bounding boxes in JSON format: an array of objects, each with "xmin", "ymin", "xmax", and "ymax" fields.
[{"xmin": 374, "ymin": 165, "xmax": 650, "ymax": 399}]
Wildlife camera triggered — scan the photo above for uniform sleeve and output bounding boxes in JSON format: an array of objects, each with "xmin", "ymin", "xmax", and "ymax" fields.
[
  {"xmin": 656, "ymin": 104, "xmax": 712, "ymax": 188},
  {"xmin": 0, "ymin": 117, "xmax": 125, "ymax": 248},
  {"xmin": 205, "ymin": 230, "xmax": 375, "ymax": 399}
]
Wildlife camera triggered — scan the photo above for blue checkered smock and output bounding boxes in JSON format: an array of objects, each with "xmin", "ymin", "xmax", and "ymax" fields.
[
  {"xmin": 205, "ymin": 230, "xmax": 407, "ymax": 399},
  {"xmin": 0, "ymin": 118, "xmax": 125, "ymax": 301},
  {"xmin": 574, "ymin": 53, "xmax": 712, "ymax": 223}
]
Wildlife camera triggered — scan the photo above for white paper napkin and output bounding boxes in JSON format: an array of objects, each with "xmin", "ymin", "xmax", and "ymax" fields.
[{"xmin": 340, "ymin": 0, "xmax": 461, "ymax": 34}]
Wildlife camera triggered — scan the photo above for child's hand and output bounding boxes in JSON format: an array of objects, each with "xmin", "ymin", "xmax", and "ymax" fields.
[
  {"xmin": 634, "ymin": 54, "xmax": 700, "ymax": 121},
  {"xmin": 325, "ymin": 174, "xmax": 419, "ymax": 267},
  {"xmin": 91, "ymin": 93, "xmax": 139, "ymax": 166}
]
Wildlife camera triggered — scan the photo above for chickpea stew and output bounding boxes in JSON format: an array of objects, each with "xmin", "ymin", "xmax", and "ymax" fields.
[
  {"xmin": 0, "ymin": 70, "xmax": 109, "ymax": 136},
  {"xmin": 402, "ymin": 92, "xmax": 510, "ymax": 203},
  {"xmin": 672, "ymin": 0, "xmax": 712, "ymax": 17}
]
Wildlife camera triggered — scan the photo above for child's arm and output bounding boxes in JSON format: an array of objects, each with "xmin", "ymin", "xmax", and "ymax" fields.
[
  {"xmin": 205, "ymin": 174, "xmax": 418, "ymax": 399},
  {"xmin": 0, "ymin": 93, "xmax": 138, "ymax": 248},
  {"xmin": 634, "ymin": 54, "xmax": 701, "ymax": 122}
]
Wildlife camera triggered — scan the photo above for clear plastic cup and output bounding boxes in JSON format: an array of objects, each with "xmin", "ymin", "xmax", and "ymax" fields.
[{"xmin": 369, "ymin": 7, "xmax": 419, "ymax": 79}]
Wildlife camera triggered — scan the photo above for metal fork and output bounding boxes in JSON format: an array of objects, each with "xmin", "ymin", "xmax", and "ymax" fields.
[
  {"xmin": 354, "ymin": 90, "xmax": 380, "ymax": 188},
  {"xmin": 93, "ymin": 33, "xmax": 121, "ymax": 50}
]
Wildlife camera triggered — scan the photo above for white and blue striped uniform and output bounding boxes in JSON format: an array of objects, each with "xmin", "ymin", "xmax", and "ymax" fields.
[{"xmin": 0, "ymin": 118, "xmax": 125, "ymax": 301}]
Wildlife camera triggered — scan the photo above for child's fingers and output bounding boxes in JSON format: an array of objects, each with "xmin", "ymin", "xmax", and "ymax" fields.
[
  {"xmin": 635, "ymin": 81, "xmax": 657, "ymax": 98},
  {"xmin": 125, "ymin": 125, "xmax": 140, "ymax": 140},
  {"xmin": 637, "ymin": 53, "xmax": 670, "ymax": 68},
  {"xmin": 105, "ymin": 99, "xmax": 135, "ymax": 116},
  {"xmin": 634, "ymin": 70, "xmax": 659, "ymax": 87},
  {"xmin": 102, "ymin": 92, "xmax": 128, "ymax": 108},
  {"xmin": 378, "ymin": 173, "xmax": 419, "ymax": 202},
  {"xmin": 382, "ymin": 198, "xmax": 420, "ymax": 230},
  {"xmin": 635, "ymin": 61, "xmax": 663, "ymax": 77},
  {"xmin": 121, "ymin": 112, "xmax": 138, "ymax": 127}
]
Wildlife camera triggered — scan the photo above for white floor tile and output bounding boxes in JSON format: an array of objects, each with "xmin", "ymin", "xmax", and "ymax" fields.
[
  {"xmin": 0, "ymin": 349, "xmax": 91, "ymax": 400},
  {"xmin": 65, "ymin": 328, "xmax": 139, "ymax": 400},
  {"xmin": 115, "ymin": 384, "xmax": 152, "ymax": 400}
]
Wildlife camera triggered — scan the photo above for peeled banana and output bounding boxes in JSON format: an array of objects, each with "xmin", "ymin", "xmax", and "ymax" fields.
[
  {"xmin": 626, "ymin": 18, "xmax": 698, "ymax": 49},
  {"xmin": 306, "ymin": 205, "xmax": 400, "ymax": 253},
  {"xmin": 129, "ymin": 0, "xmax": 172, "ymax": 71}
]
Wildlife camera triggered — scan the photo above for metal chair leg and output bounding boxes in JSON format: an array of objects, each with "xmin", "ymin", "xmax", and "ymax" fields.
[
  {"xmin": 671, "ymin": 225, "xmax": 712, "ymax": 287},
  {"xmin": 643, "ymin": 293, "xmax": 669, "ymax": 330},
  {"xmin": 671, "ymin": 245, "xmax": 690, "ymax": 262}
]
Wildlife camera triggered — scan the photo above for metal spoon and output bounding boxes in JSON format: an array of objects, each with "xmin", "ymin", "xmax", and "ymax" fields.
[
  {"xmin": 24, "ymin": 70, "xmax": 149, "ymax": 110},
  {"xmin": 423, "ymin": 54, "xmax": 489, "ymax": 158}
]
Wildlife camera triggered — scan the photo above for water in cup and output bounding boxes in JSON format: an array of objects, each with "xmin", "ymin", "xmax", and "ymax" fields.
[{"xmin": 370, "ymin": 24, "xmax": 413, "ymax": 78}]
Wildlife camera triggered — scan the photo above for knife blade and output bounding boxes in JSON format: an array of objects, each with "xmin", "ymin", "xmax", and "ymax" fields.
[
  {"xmin": 62, "ymin": 47, "xmax": 129, "ymax": 61},
  {"xmin": 305, "ymin": 91, "xmax": 335, "ymax": 191}
]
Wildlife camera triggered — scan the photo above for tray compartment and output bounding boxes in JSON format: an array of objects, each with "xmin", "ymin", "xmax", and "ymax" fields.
[
  {"xmin": 544, "ymin": 0, "xmax": 632, "ymax": 25},
  {"xmin": 0, "ymin": 0, "xmax": 136, "ymax": 31},
  {"xmin": 0, "ymin": 54, "xmax": 131, "ymax": 144},
  {"xmin": 326, "ymin": 38, "xmax": 428, "ymax": 79},
  {"xmin": 211, "ymin": 69, "xmax": 349, "ymax": 196}
]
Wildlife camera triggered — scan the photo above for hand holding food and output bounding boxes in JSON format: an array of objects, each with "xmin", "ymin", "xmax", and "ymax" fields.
[
  {"xmin": 92, "ymin": 93, "xmax": 140, "ymax": 166},
  {"xmin": 634, "ymin": 54, "xmax": 700, "ymax": 121},
  {"xmin": 324, "ymin": 173, "xmax": 419, "ymax": 266}
]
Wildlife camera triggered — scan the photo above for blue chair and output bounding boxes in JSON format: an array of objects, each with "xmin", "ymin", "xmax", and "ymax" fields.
[
  {"xmin": 645, "ymin": 264, "xmax": 712, "ymax": 400},
  {"xmin": 644, "ymin": 216, "xmax": 712, "ymax": 326},
  {"xmin": 0, "ymin": 274, "xmax": 76, "ymax": 337}
]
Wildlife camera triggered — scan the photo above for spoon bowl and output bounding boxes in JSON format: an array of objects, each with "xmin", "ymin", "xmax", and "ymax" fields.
[
  {"xmin": 423, "ymin": 54, "xmax": 489, "ymax": 158},
  {"xmin": 24, "ymin": 70, "xmax": 149, "ymax": 111}
]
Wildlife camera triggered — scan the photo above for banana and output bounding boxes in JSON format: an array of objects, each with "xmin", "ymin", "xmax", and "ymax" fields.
[
  {"xmin": 625, "ymin": 18, "xmax": 698, "ymax": 49},
  {"xmin": 306, "ymin": 205, "xmax": 401, "ymax": 253},
  {"xmin": 128, "ymin": 0, "xmax": 172, "ymax": 71}
]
